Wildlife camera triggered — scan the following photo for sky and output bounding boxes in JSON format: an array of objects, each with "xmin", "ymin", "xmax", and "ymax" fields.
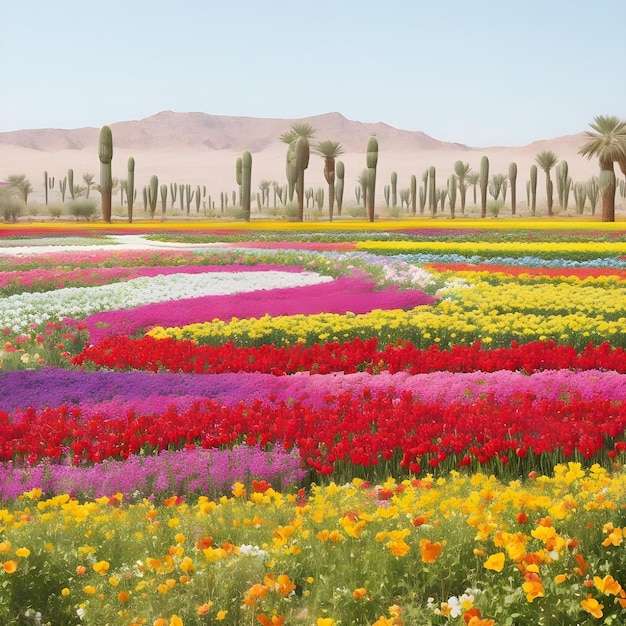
[{"xmin": 1, "ymin": 0, "xmax": 625, "ymax": 147}]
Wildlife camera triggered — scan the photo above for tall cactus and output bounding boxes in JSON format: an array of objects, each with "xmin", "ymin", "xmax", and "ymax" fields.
[
  {"xmin": 448, "ymin": 174, "xmax": 457, "ymax": 219},
  {"xmin": 428, "ymin": 166, "xmax": 436, "ymax": 215},
  {"xmin": 127, "ymin": 157, "xmax": 135, "ymax": 223},
  {"xmin": 335, "ymin": 161, "xmax": 345, "ymax": 215},
  {"xmin": 508, "ymin": 162, "xmax": 518, "ymax": 215},
  {"xmin": 390, "ymin": 171, "xmax": 398, "ymax": 207},
  {"xmin": 410, "ymin": 174, "xmax": 417, "ymax": 214},
  {"xmin": 479, "ymin": 156, "xmax": 489, "ymax": 218},
  {"xmin": 530, "ymin": 164, "xmax": 538, "ymax": 215},
  {"xmin": 59, "ymin": 177, "xmax": 67, "ymax": 203},
  {"xmin": 68, "ymin": 169, "xmax": 75, "ymax": 201},
  {"xmin": 236, "ymin": 157, "xmax": 243, "ymax": 207},
  {"xmin": 366, "ymin": 137, "xmax": 378, "ymax": 222},
  {"xmin": 241, "ymin": 150, "xmax": 252, "ymax": 221},
  {"xmin": 170, "ymin": 183, "xmax": 177, "ymax": 209},
  {"xmin": 196, "ymin": 185, "xmax": 201, "ymax": 213},
  {"xmin": 44, "ymin": 171, "xmax": 49, "ymax": 206},
  {"xmin": 148, "ymin": 175, "xmax": 158, "ymax": 217},
  {"xmin": 295, "ymin": 137, "xmax": 310, "ymax": 221},
  {"xmin": 160, "ymin": 184, "xmax": 168, "ymax": 221},
  {"xmin": 98, "ymin": 125, "xmax": 113, "ymax": 222}
]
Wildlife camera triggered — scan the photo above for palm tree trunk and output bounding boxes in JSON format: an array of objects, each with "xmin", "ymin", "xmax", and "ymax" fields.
[{"xmin": 600, "ymin": 166, "xmax": 616, "ymax": 222}]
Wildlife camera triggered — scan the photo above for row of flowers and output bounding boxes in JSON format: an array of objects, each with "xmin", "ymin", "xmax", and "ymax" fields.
[{"xmin": 4, "ymin": 223, "xmax": 626, "ymax": 624}]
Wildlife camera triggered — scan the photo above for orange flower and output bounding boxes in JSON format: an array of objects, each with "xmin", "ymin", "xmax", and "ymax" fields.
[
  {"xmin": 419, "ymin": 538, "xmax": 442, "ymax": 563},
  {"xmin": 353, "ymin": 587, "xmax": 367, "ymax": 599},
  {"xmin": 554, "ymin": 573, "xmax": 569, "ymax": 584},
  {"xmin": 522, "ymin": 579, "xmax": 544, "ymax": 602},
  {"xmin": 117, "ymin": 591, "xmax": 130, "ymax": 602},
  {"xmin": 257, "ymin": 614, "xmax": 285, "ymax": 626},
  {"xmin": 581, "ymin": 594, "xmax": 603, "ymax": 618},
  {"xmin": 483, "ymin": 552, "xmax": 505, "ymax": 572},
  {"xmin": 196, "ymin": 602, "xmax": 213, "ymax": 615},
  {"xmin": 594, "ymin": 574, "xmax": 622, "ymax": 596},
  {"xmin": 516, "ymin": 511, "xmax": 529, "ymax": 525},
  {"xmin": 2, "ymin": 560, "xmax": 17, "ymax": 574},
  {"xmin": 573, "ymin": 553, "xmax": 589, "ymax": 577}
]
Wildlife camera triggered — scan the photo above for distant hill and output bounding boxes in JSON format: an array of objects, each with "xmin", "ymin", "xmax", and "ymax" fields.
[
  {"xmin": 0, "ymin": 111, "xmax": 473, "ymax": 153},
  {"xmin": 0, "ymin": 111, "xmax": 599, "ymax": 209}
]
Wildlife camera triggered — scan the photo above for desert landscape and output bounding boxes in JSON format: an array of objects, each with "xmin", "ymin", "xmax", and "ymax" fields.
[{"xmin": 0, "ymin": 111, "xmax": 606, "ymax": 214}]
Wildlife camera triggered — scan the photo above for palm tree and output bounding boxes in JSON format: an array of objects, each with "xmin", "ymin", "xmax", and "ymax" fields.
[
  {"xmin": 467, "ymin": 172, "xmax": 480, "ymax": 205},
  {"xmin": 280, "ymin": 123, "xmax": 316, "ymax": 203},
  {"xmin": 535, "ymin": 150, "xmax": 559, "ymax": 216},
  {"xmin": 578, "ymin": 115, "xmax": 626, "ymax": 222},
  {"xmin": 82, "ymin": 173, "xmax": 95, "ymax": 199},
  {"xmin": 312, "ymin": 140, "xmax": 344, "ymax": 221},
  {"xmin": 7, "ymin": 173, "xmax": 33, "ymax": 205}
]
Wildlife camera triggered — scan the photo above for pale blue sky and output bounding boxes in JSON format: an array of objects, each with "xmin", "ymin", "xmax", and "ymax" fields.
[{"xmin": 1, "ymin": 0, "xmax": 624, "ymax": 146}]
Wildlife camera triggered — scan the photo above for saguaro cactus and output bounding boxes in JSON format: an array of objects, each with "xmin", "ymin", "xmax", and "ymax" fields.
[
  {"xmin": 68, "ymin": 169, "xmax": 75, "ymax": 200},
  {"xmin": 160, "ymin": 184, "xmax": 168, "ymax": 220},
  {"xmin": 366, "ymin": 137, "xmax": 378, "ymax": 222},
  {"xmin": 428, "ymin": 166, "xmax": 436, "ymax": 215},
  {"xmin": 448, "ymin": 174, "xmax": 457, "ymax": 219},
  {"xmin": 335, "ymin": 161, "xmax": 345, "ymax": 215},
  {"xmin": 98, "ymin": 125, "xmax": 113, "ymax": 222},
  {"xmin": 241, "ymin": 150, "xmax": 252, "ymax": 221},
  {"xmin": 410, "ymin": 174, "xmax": 417, "ymax": 214},
  {"xmin": 148, "ymin": 175, "xmax": 158, "ymax": 217},
  {"xmin": 127, "ymin": 157, "xmax": 135, "ymax": 223},
  {"xmin": 295, "ymin": 137, "xmax": 310, "ymax": 221},
  {"xmin": 480, "ymin": 156, "xmax": 489, "ymax": 218},
  {"xmin": 508, "ymin": 162, "xmax": 518, "ymax": 215},
  {"xmin": 530, "ymin": 164, "xmax": 538, "ymax": 215},
  {"xmin": 391, "ymin": 171, "xmax": 398, "ymax": 207},
  {"xmin": 236, "ymin": 157, "xmax": 243, "ymax": 206},
  {"xmin": 44, "ymin": 171, "xmax": 49, "ymax": 206}
]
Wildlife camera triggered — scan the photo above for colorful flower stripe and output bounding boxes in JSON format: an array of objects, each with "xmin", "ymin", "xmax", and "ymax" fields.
[
  {"xmin": 356, "ymin": 240, "xmax": 626, "ymax": 259},
  {"xmin": 2, "ymin": 388, "xmax": 626, "ymax": 473},
  {"xmin": 0, "ymin": 444, "xmax": 304, "ymax": 501},
  {"xmin": 145, "ymin": 297, "xmax": 626, "ymax": 351},
  {"xmin": 5, "ymin": 364, "xmax": 626, "ymax": 415},
  {"xmin": 221, "ymin": 241, "xmax": 358, "ymax": 251},
  {"xmin": 0, "ymin": 263, "xmax": 303, "ymax": 292},
  {"xmin": 427, "ymin": 262, "xmax": 626, "ymax": 280},
  {"xmin": 72, "ymin": 336, "xmax": 626, "ymax": 376},
  {"xmin": 81, "ymin": 276, "xmax": 435, "ymax": 343},
  {"xmin": 0, "ymin": 270, "xmax": 332, "ymax": 334}
]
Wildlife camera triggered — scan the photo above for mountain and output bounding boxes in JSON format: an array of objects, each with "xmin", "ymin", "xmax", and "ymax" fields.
[
  {"xmin": 0, "ymin": 111, "xmax": 598, "ymax": 208},
  {"xmin": 0, "ymin": 111, "xmax": 469, "ymax": 153}
]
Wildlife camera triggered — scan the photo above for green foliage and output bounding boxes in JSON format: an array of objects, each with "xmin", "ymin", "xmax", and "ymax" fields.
[
  {"xmin": 410, "ymin": 174, "xmax": 417, "ymax": 214},
  {"xmin": 127, "ymin": 158, "xmax": 135, "ymax": 223},
  {"xmin": 0, "ymin": 186, "xmax": 24, "ymax": 222},
  {"xmin": 67, "ymin": 199, "xmax": 98, "ymax": 221}
]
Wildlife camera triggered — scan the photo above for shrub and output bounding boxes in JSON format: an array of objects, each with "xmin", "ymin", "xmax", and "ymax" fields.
[
  {"xmin": 0, "ymin": 186, "xmax": 24, "ymax": 222},
  {"xmin": 68, "ymin": 199, "xmax": 98, "ymax": 221},
  {"xmin": 48, "ymin": 205, "xmax": 63, "ymax": 219},
  {"xmin": 348, "ymin": 205, "xmax": 367, "ymax": 219}
]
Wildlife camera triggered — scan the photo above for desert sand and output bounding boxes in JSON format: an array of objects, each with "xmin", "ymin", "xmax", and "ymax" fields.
[{"xmin": 0, "ymin": 111, "xmax": 606, "ymax": 213}]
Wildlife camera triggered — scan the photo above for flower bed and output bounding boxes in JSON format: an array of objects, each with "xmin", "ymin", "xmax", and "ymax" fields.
[{"xmin": 2, "ymin": 222, "xmax": 626, "ymax": 625}]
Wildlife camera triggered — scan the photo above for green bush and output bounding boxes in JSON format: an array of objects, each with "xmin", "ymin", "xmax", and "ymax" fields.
[
  {"xmin": 48, "ymin": 205, "xmax": 63, "ymax": 219},
  {"xmin": 68, "ymin": 199, "xmax": 98, "ymax": 221},
  {"xmin": 0, "ymin": 186, "xmax": 24, "ymax": 222},
  {"xmin": 348, "ymin": 205, "xmax": 367, "ymax": 219}
]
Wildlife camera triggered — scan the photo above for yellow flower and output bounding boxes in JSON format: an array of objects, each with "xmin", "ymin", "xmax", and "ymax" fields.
[
  {"xmin": 581, "ymin": 594, "xmax": 603, "ymax": 618},
  {"xmin": 61, "ymin": 588, "xmax": 70, "ymax": 596},
  {"xmin": 84, "ymin": 585, "xmax": 96, "ymax": 595},
  {"xmin": 594, "ymin": 574, "xmax": 622, "ymax": 596},
  {"xmin": 216, "ymin": 610, "xmax": 228, "ymax": 620},
  {"xmin": 522, "ymin": 580, "xmax": 544, "ymax": 602},
  {"xmin": 169, "ymin": 616, "xmax": 183, "ymax": 626},
  {"xmin": 93, "ymin": 560, "xmax": 110, "ymax": 575},
  {"xmin": 317, "ymin": 619, "xmax": 334, "ymax": 626},
  {"xmin": 15, "ymin": 548, "xmax": 30, "ymax": 558},
  {"xmin": 483, "ymin": 552, "xmax": 505, "ymax": 572}
]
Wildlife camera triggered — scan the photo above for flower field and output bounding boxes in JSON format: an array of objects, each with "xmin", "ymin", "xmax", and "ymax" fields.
[{"xmin": 2, "ymin": 219, "xmax": 626, "ymax": 625}]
